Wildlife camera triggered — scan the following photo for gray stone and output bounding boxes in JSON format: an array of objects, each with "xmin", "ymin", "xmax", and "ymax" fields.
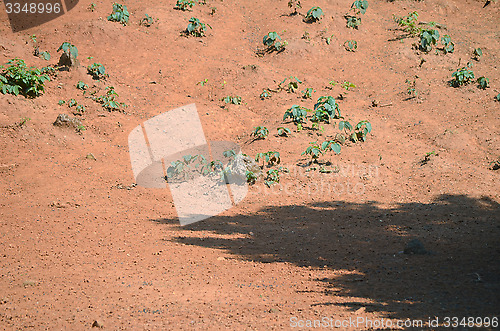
[
  {"xmin": 53, "ymin": 114, "xmax": 82, "ymax": 129},
  {"xmin": 404, "ymin": 239, "xmax": 428, "ymax": 255}
]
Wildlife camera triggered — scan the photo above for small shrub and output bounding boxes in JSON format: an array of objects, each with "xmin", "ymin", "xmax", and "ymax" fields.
[
  {"xmin": 175, "ymin": 0, "xmax": 196, "ymax": 11},
  {"xmin": 277, "ymin": 127, "xmax": 291, "ymax": 137},
  {"xmin": 344, "ymin": 40, "xmax": 358, "ymax": 52},
  {"xmin": 222, "ymin": 95, "xmax": 242, "ymax": 105},
  {"xmin": 107, "ymin": 3, "xmax": 129, "ymax": 25},
  {"xmin": 265, "ymin": 169, "xmax": 280, "ymax": 187},
  {"xmin": 477, "ymin": 77, "xmax": 489, "ymax": 89},
  {"xmin": 263, "ymin": 32, "xmax": 287, "ymax": 53},
  {"xmin": 255, "ymin": 151, "xmax": 281, "ymax": 167},
  {"xmin": 305, "ymin": 6, "xmax": 323, "ymax": 22},
  {"xmin": 420, "ymin": 29, "xmax": 439, "ymax": 52},
  {"xmin": 41, "ymin": 51, "xmax": 51, "ymax": 61},
  {"xmin": 473, "ymin": 48, "xmax": 482, "ymax": 61},
  {"xmin": 140, "ymin": 14, "xmax": 156, "ymax": 27},
  {"xmin": 87, "ymin": 63, "xmax": 107, "ymax": 80},
  {"xmin": 187, "ymin": 17, "xmax": 211, "ymax": 37},
  {"xmin": 451, "ymin": 65, "xmax": 474, "ymax": 87},
  {"xmin": 252, "ymin": 126, "xmax": 269, "ymax": 140},
  {"xmin": 246, "ymin": 170, "xmax": 258, "ymax": 184},
  {"xmin": 353, "ymin": 120, "xmax": 372, "ymax": 142},
  {"xmin": 95, "ymin": 86, "xmax": 127, "ymax": 111},
  {"xmin": 0, "ymin": 58, "xmax": 50, "ymax": 97}
]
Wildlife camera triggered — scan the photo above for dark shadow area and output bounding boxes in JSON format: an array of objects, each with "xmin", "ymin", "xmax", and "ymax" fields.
[{"xmin": 152, "ymin": 194, "xmax": 500, "ymax": 321}]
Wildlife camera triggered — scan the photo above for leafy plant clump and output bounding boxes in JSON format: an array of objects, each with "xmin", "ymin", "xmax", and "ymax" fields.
[
  {"xmin": 175, "ymin": 0, "xmax": 196, "ymax": 11},
  {"xmin": 420, "ymin": 29, "xmax": 439, "ymax": 52},
  {"xmin": 451, "ymin": 64, "xmax": 475, "ymax": 87},
  {"xmin": 345, "ymin": 0, "xmax": 368, "ymax": 29},
  {"xmin": 283, "ymin": 105, "xmax": 310, "ymax": 130},
  {"xmin": 305, "ymin": 6, "xmax": 323, "ymax": 22},
  {"xmin": 252, "ymin": 126, "xmax": 269, "ymax": 140},
  {"xmin": 255, "ymin": 151, "xmax": 281, "ymax": 167},
  {"xmin": 477, "ymin": 77, "xmax": 489, "ymax": 89},
  {"xmin": 87, "ymin": 63, "xmax": 107, "ymax": 80},
  {"xmin": 264, "ymin": 168, "xmax": 288, "ymax": 187},
  {"xmin": 302, "ymin": 140, "xmax": 341, "ymax": 163},
  {"xmin": 337, "ymin": 119, "xmax": 372, "ymax": 143},
  {"xmin": 222, "ymin": 95, "xmax": 242, "ymax": 105},
  {"xmin": 277, "ymin": 127, "xmax": 291, "ymax": 137},
  {"xmin": 473, "ymin": 48, "xmax": 482, "ymax": 61},
  {"xmin": 0, "ymin": 58, "xmax": 50, "ymax": 97},
  {"xmin": 279, "ymin": 76, "xmax": 302, "ymax": 93},
  {"xmin": 187, "ymin": 17, "xmax": 211, "ymax": 37},
  {"xmin": 263, "ymin": 32, "xmax": 288, "ymax": 53},
  {"xmin": 393, "ymin": 11, "xmax": 421, "ymax": 37},
  {"xmin": 312, "ymin": 96, "xmax": 342, "ymax": 123},
  {"xmin": 344, "ymin": 40, "xmax": 358, "ymax": 52},
  {"xmin": 140, "ymin": 14, "xmax": 157, "ymax": 27},
  {"xmin": 302, "ymin": 87, "xmax": 315, "ymax": 99},
  {"xmin": 57, "ymin": 42, "xmax": 78, "ymax": 60},
  {"xmin": 107, "ymin": 3, "xmax": 129, "ymax": 25},
  {"xmin": 95, "ymin": 86, "xmax": 127, "ymax": 111},
  {"xmin": 76, "ymin": 81, "xmax": 88, "ymax": 90}
]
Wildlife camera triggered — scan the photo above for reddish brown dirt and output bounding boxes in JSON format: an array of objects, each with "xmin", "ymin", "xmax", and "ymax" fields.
[{"xmin": 0, "ymin": 0, "xmax": 499, "ymax": 329}]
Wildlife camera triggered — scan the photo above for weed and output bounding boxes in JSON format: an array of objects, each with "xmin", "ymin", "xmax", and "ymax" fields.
[
  {"xmin": 260, "ymin": 89, "xmax": 272, "ymax": 99},
  {"xmin": 187, "ymin": 17, "xmax": 211, "ymax": 37},
  {"xmin": 283, "ymin": 105, "xmax": 310, "ymax": 130},
  {"xmin": 41, "ymin": 51, "xmax": 51, "ymax": 61},
  {"xmin": 279, "ymin": 76, "xmax": 302, "ymax": 93},
  {"xmin": 301, "ymin": 87, "xmax": 315, "ymax": 99},
  {"xmin": 197, "ymin": 78, "xmax": 208, "ymax": 86},
  {"xmin": 288, "ymin": 0, "xmax": 301, "ymax": 15},
  {"xmin": 473, "ymin": 48, "xmax": 482, "ymax": 61},
  {"xmin": 252, "ymin": 126, "xmax": 269, "ymax": 140},
  {"xmin": 0, "ymin": 58, "xmax": 50, "ymax": 97},
  {"xmin": 95, "ymin": 86, "xmax": 127, "ymax": 111},
  {"xmin": 313, "ymin": 96, "xmax": 341, "ymax": 122},
  {"xmin": 18, "ymin": 117, "xmax": 30, "ymax": 126},
  {"xmin": 57, "ymin": 42, "xmax": 78, "ymax": 61},
  {"xmin": 175, "ymin": 0, "xmax": 196, "ymax": 11},
  {"xmin": 451, "ymin": 64, "xmax": 474, "ymax": 87},
  {"xmin": 140, "ymin": 14, "xmax": 156, "ymax": 27},
  {"xmin": 88, "ymin": 2, "xmax": 96, "ymax": 11},
  {"xmin": 420, "ymin": 29, "xmax": 439, "ymax": 52},
  {"xmin": 277, "ymin": 127, "xmax": 291, "ymax": 137},
  {"xmin": 255, "ymin": 151, "xmax": 281, "ymax": 167},
  {"xmin": 222, "ymin": 95, "xmax": 242, "ymax": 105},
  {"xmin": 441, "ymin": 35, "xmax": 454, "ymax": 54},
  {"xmin": 263, "ymin": 32, "xmax": 287, "ymax": 53},
  {"xmin": 87, "ymin": 63, "xmax": 107, "ymax": 80},
  {"xmin": 344, "ymin": 40, "xmax": 358, "ymax": 52},
  {"xmin": 76, "ymin": 81, "xmax": 88, "ymax": 90},
  {"xmin": 305, "ymin": 6, "xmax": 323, "ymax": 22},
  {"xmin": 477, "ymin": 77, "xmax": 489, "ymax": 89},
  {"xmin": 107, "ymin": 3, "xmax": 129, "ymax": 25}
]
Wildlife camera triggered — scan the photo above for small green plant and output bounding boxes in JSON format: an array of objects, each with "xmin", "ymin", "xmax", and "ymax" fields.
[
  {"xmin": 473, "ymin": 48, "xmax": 482, "ymax": 61},
  {"xmin": 252, "ymin": 126, "xmax": 269, "ymax": 140},
  {"xmin": 255, "ymin": 151, "xmax": 281, "ymax": 167},
  {"xmin": 263, "ymin": 32, "xmax": 287, "ymax": 53},
  {"xmin": 283, "ymin": 105, "xmax": 310, "ymax": 130},
  {"xmin": 393, "ymin": 11, "xmax": 421, "ymax": 37},
  {"xmin": 88, "ymin": 2, "xmax": 96, "ymax": 11},
  {"xmin": 441, "ymin": 35, "xmax": 454, "ymax": 54},
  {"xmin": 352, "ymin": 120, "xmax": 372, "ymax": 142},
  {"xmin": 477, "ymin": 76, "xmax": 489, "ymax": 89},
  {"xmin": 279, "ymin": 76, "xmax": 302, "ymax": 93},
  {"xmin": 41, "ymin": 51, "xmax": 51, "ymax": 61},
  {"xmin": 107, "ymin": 3, "xmax": 129, "ymax": 25},
  {"xmin": 345, "ymin": 16, "xmax": 361, "ymax": 29},
  {"xmin": 187, "ymin": 17, "xmax": 211, "ymax": 37},
  {"xmin": 197, "ymin": 78, "xmax": 208, "ymax": 86},
  {"xmin": 68, "ymin": 98, "xmax": 77, "ymax": 107},
  {"xmin": 76, "ymin": 81, "xmax": 88, "ymax": 90},
  {"xmin": 58, "ymin": 100, "xmax": 65, "ymax": 105},
  {"xmin": 420, "ymin": 29, "xmax": 439, "ymax": 52},
  {"xmin": 489, "ymin": 157, "xmax": 500, "ymax": 170},
  {"xmin": 451, "ymin": 64, "xmax": 475, "ymax": 87},
  {"xmin": 302, "ymin": 140, "xmax": 341, "ymax": 163},
  {"xmin": 87, "ymin": 63, "xmax": 107, "ymax": 80},
  {"xmin": 246, "ymin": 170, "xmax": 258, "ymax": 184},
  {"xmin": 264, "ymin": 169, "xmax": 280, "ymax": 187},
  {"xmin": 175, "ymin": 0, "xmax": 196, "ymax": 11},
  {"xmin": 140, "ymin": 14, "xmax": 156, "ymax": 27},
  {"xmin": 344, "ymin": 40, "xmax": 358, "ymax": 52},
  {"xmin": 313, "ymin": 96, "xmax": 341, "ymax": 121},
  {"xmin": 301, "ymin": 87, "xmax": 315, "ymax": 99},
  {"xmin": 18, "ymin": 117, "xmax": 31, "ymax": 127},
  {"xmin": 277, "ymin": 127, "xmax": 291, "ymax": 137},
  {"xmin": 57, "ymin": 42, "xmax": 78, "ymax": 61},
  {"xmin": 496, "ymin": 93, "xmax": 500, "ymax": 102},
  {"xmin": 222, "ymin": 95, "xmax": 242, "ymax": 105},
  {"xmin": 0, "ymin": 58, "xmax": 50, "ymax": 97},
  {"xmin": 305, "ymin": 6, "xmax": 323, "ymax": 22},
  {"xmin": 351, "ymin": 0, "xmax": 368, "ymax": 14},
  {"xmin": 260, "ymin": 89, "xmax": 272, "ymax": 99},
  {"xmin": 95, "ymin": 86, "xmax": 127, "ymax": 111},
  {"xmin": 406, "ymin": 78, "xmax": 418, "ymax": 98},
  {"xmin": 288, "ymin": 0, "xmax": 302, "ymax": 15},
  {"xmin": 341, "ymin": 81, "xmax": 356, "ymax": 91}
]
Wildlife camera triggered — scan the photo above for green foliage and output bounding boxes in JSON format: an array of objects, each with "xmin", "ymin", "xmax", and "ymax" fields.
[
  {"xmin": 140, "ymin": 14, "xmax": 156, "ymax": 27},
  {"xmin": 496, "ymin": 93, "xmax": 500, "ymax": 102},
  {"xmin": 277, "ymin": 127, "xmax": 291, "ymax": 137},
  {"xmin": 260, "ymin": 89, "xmax": 272, "ymax": 99},
  {"xmin": 222, "ymin": 95, "xmax": 242, "ymax": 105},
  {"xmin": 344, "ymin": 40, "xmax": 358, "ymax": 52},
  {"xmin": 441, "ymin": 35, "xmax": 454, "ymax": 54},
  {"xmin": 0, "ymin": 58, "xmax": 50, "ymax": 97},
  {"xmin": 57, "ymin": 42, "xmax": 78, "ymax": 60},
  {"xmin": 405, "ymin": 78, "xmax": 417, "ymax": 98},
  {"xmin": 187, "ymin": 17, "xmax": 211, "ymax": 37},
  {"xmin": 305, "ymin": 6, "xmax": 323, "ymax": 22},
  {"xmin": 288, "ymin": 0, "xmax": 301, "ymax": 14},
  {"xmin": 68, "ymin": 98, "xmax": 77, "ymax": 107},
  {"xmin": 477, "ymin": 76, "xmax": 489, "ymax": 89},
  {"xmin": 175, "ymin": 0, "xmax": 196, "ymax": 11},
  {"xmin": 263, "ymin": 32, "xmax": 287, "ymax": 52},
  {"xmin": 41, "ymin": 51, "xmax": 51, "ymax": 61},
  {"xmin": 312, "ymin": 96, "xmax": 341, "ymax": 123},
  {"xmin": 420, "ymin": 29, "xmax": 439, "ymax": 52},
  {"xmin": 393, "ymin": 11, "xmax": 421, "ymax": 37},
  {"xmin": 66, "ymin": 98, "xmax": 85, "ymax": 114},
  {"xmin": 76, "ymin": 81, "xmax": 88, "ymax": 90},
  {"xmin": 197, "ymin": 78, "xmax": 208, "ymax": 86},
  {"xmin": 301, "ymin": 87, "xmax": 315, "ymax": 99},
  {"xmin": 283, "ymin": 105, "xmax": 310, "ymax": 129},
  {"xmin": 255, "ymin": 151, "xmax": 281, "ymax": 167},
  {"xmin": 107, "ymin": 3, "xmax": 129, "ymax": 25},
  {"xmin": 473, "ymin": 48, "xmax": 482, "ymax": 61},
  {"xmin": 76, "ymin": 125, "xmax": 86, "ymax": 133},
  {"xmin": 353, "ymin": 120, "xmax": 372, "ymax": 142},
  {"xmin": 18, "ymin": 117, "xmax": 31, "ymax": 126},
  {"xmin": 88, "ymin": 2, "xmax": 96, "ymax": 11},
  {"xmin": 265, "ymin": 169, "xmax": 281, "ymax": 187},
  {"xmin": 302, "ymin": 140, "xmax": 341, "ymax": 163},
  {"xmin": 222, "ymin": 149, "xmax": 236, "ymax": 159},
  {"xmin": 345, "ymin": 16, "xmax": 361, "ymax": 29},
  {"xmin": 351, "ymin": 0, "xmax": 368, "ymax": 14},
  {"xmin": 451, "ymin": 65, "xmax": 475, "ymax": 87},
  {"xmin": 279, "ymin": 76, "xmax": 302, "ymax": 93},
  {"xmin": 58, "ymin": 100, "xmax": 65, "ymax": 105},
  {"xmin": 341, "ymin": 81, "xmax": 356, "ymax": 91},
  {"xmin": 95, "ymin": 86, "xmax": 127, "ymax": 111},
  {"xmin": 87, "ymin": 63, "xmax": 107, "ymax": 80},
  {"xmin": 246, "ymin": 170, "xmax": 258, "ymax": 184},
  {"xmin": 252, "ymin": 126, "xmax": 269, "ymax": 139},
  {"xmin": 337, "ymin": 119, "xmax": 371, "ymax": 143}
]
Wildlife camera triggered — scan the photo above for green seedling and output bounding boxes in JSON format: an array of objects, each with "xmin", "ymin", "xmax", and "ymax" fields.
[
  {"xmin": 489, "ymin": 157, "xmax": 500, "ymax": 170},
  {"xmin": 246, "ymin": 170, "xmax": 258, "ymax": 184},
  {"xmin": 283, "ymin": 105, "xmax": 310, "ymax": 130},
  {"xmin": 58, "ymin": 100, "xmax": 65, "ymax": 105},
  {"xmin": 305, "ymin": 6, "xmax": 323, "ymax": 22},
  {"xmin": 175, "ymin": 0, "xmax": 196, "ymax": 11},
  {"xmin": 255, "ymin": 151, "xmax": 281, "ymax": 167},
  {"xmin": 351, "ymin": 0, "xmax": 368, "ymax": 14},
  {"xmin": 393, "ymin": 11, "xmax": 421, "ymax": 37},
  {"xmin": 95, "ymin": 86, "xmax": 127, "ymax": 111},
  {"xmin": 279, "ymin": 76, "xmax": 302, "ymax": 93},
  {"xmin": 187, "ymin": 17, "xmax": 211, "ymax": 37},
  {"xmin": 87, "ymin": 63, "xmax": 107, "ymax": 80},
  {"xmin": 473, "ymin": 48, "xmax": 482, "ymax": 61},
  {"xmin": 288, "ymin": 0, "xmax": 301, "ymax": 15},
  {"xmin": 210, "ymin": 7, "xmax": 217, "ymax": 15},
  {"xmin": 18, "ymin": 117, "xmax": 31, "ymax": 126},
  {"xmin": 140, "ymin": 14, "xmax": 156, "ymax": 27},
  {"xmin": 302, "ymin": 141, "xmax": 340, "ymax": 163},
  {"xmin": 420, "ymin": 29, "xmax": 439, "ymax": 52},
  {"xmin": 222, "ymin": 149, "xmax": 236, "ymax": 159},
  {"xmin": 57, "ymin": 42, "xmax": 78, "ymax": 61},
  {"xmin": 302, "ymin": 87, "xmax": 315, "ymax": 99},
  {"xmin": 252, "ymin": 126, "xmax": 269, "ymax": 140},
  {"xmin": 302, "ymin": 31, "xmax": 311, "ymax": 41},
  {"xmin": 406, "ymin": 78, "xmax": 418, "ymax": 98},
  {"xmin": 41, "ymin": 51, "xmax": 51, "ymax": 61},
  {"xmin": 260, "ymin": 89, "xmax": 272, "ymax": 99},
  {"xmin": 197, "ymin": 78, "xmax": 208, "ymax": 86},
  {"xmin": 222, "ymin": 95, "xmax": 242, "ymax": 105},
  {"xmin": 277, "ymin": 127, "xmax": 291, "ymax": 137},
  {"xmin": 76, "ymin": 81, "xmax": 88, "ymax": 90},
  {"xmin": 313, "ymin": 96, "xmax": 342, "ymax": 122},
  {"xmin": 345, "ymin": 16, "xmax": 361, "ymax": 29},
  {"xmin": 265, "ymin": 169, "xmax": 281, "ymax": 187},
  {"xmin": 68, "ymin": 98, "xmax": 77, "ymax": 107},
  {"xmin": 76, "ymin": 125, "xmax": 86, "ymax": 133},
  {"xmin": 477, "ymin": 77, "xmax": 489, "ymax": 89},
  {"xmin": 341, "ymin": 81, "xmax": 356, "ymax": 91},
  {"xmin": 344, "ymin": 40, "xmax": 358, "ymax": 52},
  {"xmin": 0, "ymin": 58, "xmax": 50, "ymax": 97},
  {"xmin": 451, "ymin": 64, "xmax": 475, "ymax": 87},
  {"xmin": 352, "ymin": 120, "xmax": 372, "ymax": 142},
  {"xmin": 496, "ymin": 94, "xmax": 500, "ymax": 102},
  {"xmin": 441, "ymin": 35, "xmax": 454, "ymax": 54},
  {"xmin": 107, "ymin": 3, "xmax": 129, "ymax": 25},
  {"xmin": 263, "ymin": 32, "xmax": 287, "ymax": 53},
  {"xmin": 88, "ymin": 2, "xmax": 96, "ymax": 11}
]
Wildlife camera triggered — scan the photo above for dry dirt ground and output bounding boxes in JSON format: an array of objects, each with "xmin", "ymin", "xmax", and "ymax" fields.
[{"xmin": 0, "ymin": 0, "xmax": 499, "ymax": 329}]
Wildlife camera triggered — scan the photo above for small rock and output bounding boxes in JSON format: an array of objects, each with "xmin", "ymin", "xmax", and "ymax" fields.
[
  {"xmin": 86, "ymin": 153, "xmax": 97, "ymax": 161},
  {"xmin": 404, "ymin": 239, "xmax": 428, "ymax": 255},
  {"xmin": 92, "ymin": 320, "xmax": 104, "ymax": 328},
  {"xmin": 53, "ymin": 114, "xmax": 82, "ymax": 129}
]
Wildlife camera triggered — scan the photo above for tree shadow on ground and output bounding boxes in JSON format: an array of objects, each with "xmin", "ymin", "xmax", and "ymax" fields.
[{"xmin": 153, "ymin": 194, "xmax": 500, "ymax": 321}]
